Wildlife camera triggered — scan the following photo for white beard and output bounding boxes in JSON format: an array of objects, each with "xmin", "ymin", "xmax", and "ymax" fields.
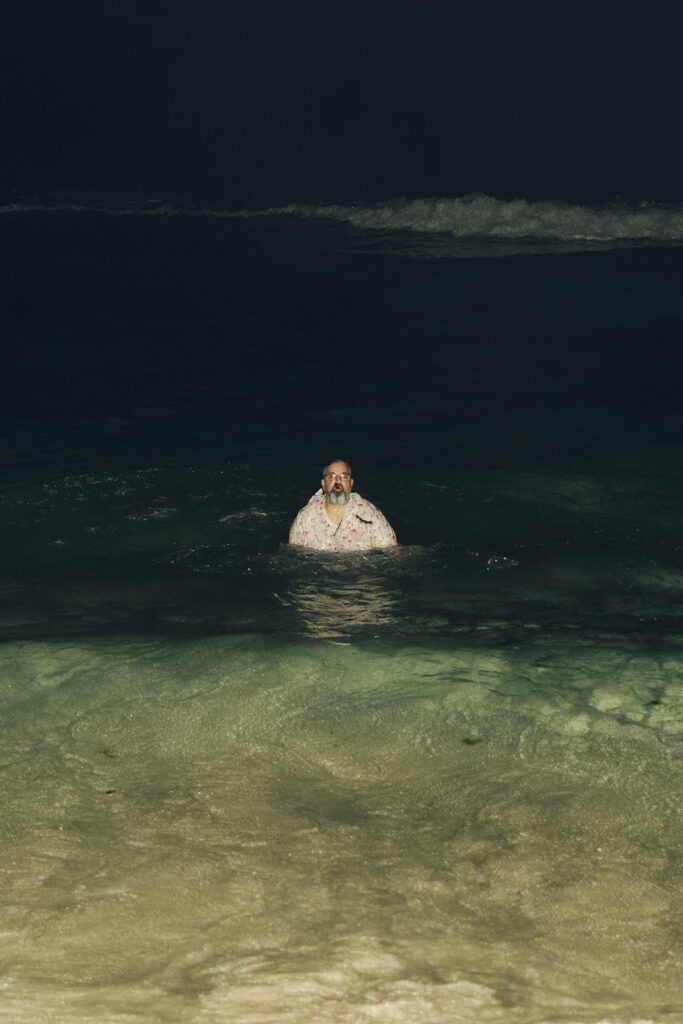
[{"xmin": 325, "ymin": 489, "xmax": 350, "ymax": 505}]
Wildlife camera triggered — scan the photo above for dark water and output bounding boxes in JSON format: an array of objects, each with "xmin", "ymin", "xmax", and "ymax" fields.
[
  {"xmin": 3, "ymin": 203, "xmax": 682, "ymax": 472},
  {"xmin": 1, "ymin": 204, "xmax": 682, "ymax": 1022}
]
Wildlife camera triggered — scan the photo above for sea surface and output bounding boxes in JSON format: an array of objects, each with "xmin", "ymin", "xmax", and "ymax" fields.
[{"xmin": 1, "ymin": 195, "xmax": 682, "ymax": 1023}]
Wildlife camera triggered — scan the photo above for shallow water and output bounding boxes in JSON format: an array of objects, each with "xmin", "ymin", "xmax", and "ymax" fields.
[{"xmin": 2, "ymin": 628, "xmax": 681, "ymax": 1022}]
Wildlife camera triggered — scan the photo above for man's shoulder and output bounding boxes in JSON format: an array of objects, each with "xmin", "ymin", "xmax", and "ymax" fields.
[
  {"xmin": 295, "ymin": 491, "xmax": 325, "ymax": 516},
  {"xmin": 349, "ymin": 492, "xmax": 382, "ymax": 514}
]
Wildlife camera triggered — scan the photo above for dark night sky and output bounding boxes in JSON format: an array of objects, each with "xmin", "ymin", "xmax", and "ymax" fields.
[{"xmin": 2, "ymin": 2, "xmax": 683, "ymax": 202}]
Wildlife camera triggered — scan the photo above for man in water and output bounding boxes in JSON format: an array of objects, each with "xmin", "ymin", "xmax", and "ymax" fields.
[{"xmin": 289, "ymin": 460, "xmax": 397, "ymax": 551}]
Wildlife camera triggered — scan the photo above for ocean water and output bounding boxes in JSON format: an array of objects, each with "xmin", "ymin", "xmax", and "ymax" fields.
[{"xmin": 1, "ymin": 197, "xmax": 682, "ymax": 1023}]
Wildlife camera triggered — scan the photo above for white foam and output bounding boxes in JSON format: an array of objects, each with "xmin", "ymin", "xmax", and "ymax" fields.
[
  {"xmin": 197, "ymin": 937, "xmax": 500, "ymax": 1023},
  {"xmin": 268, "ymin": 194, "xmax": 683, "ymax": 244},
  {"xmin": 4, "ymin": 194, "xmax": 683, "ymax": 254}
]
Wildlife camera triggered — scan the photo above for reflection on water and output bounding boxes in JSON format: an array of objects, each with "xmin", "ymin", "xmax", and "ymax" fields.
[
  {"xmin": 287, "ymin": 576, "xmax": 398, "ymax": 641},
  {"xmin": 279, "ymin": 550, "xmax": 403, "ymax": 641}
]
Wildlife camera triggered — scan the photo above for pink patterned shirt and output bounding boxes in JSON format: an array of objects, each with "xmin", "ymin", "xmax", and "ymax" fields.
[{"xmin": 289, "ymin": 491, "xmax": 397, "ymax": 551}]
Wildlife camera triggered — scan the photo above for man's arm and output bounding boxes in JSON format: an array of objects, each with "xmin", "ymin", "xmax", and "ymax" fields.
[
  {"xmin": 289, "ymin": 513, "xmax": 305, "ymax": 546},
  {"xmin": 370, "ymin": 507, "xmax": 397, "ymax": 548}
]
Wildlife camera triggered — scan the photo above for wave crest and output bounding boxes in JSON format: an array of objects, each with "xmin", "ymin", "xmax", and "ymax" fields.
[
  {"xmin": 268, "ymin": 194, "xmax": 683, "ymax": 243},
  {"xmin": 4, "ymin": 192, "xmax": 683, "ymax": 257}
]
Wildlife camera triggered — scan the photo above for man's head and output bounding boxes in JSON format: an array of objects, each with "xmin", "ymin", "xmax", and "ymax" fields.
[{"xmin": 321, "ymin": 460, "xmax": 353, "ymax": 505}]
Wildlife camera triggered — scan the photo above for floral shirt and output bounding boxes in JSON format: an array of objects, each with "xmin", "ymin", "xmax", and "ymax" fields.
[{"xmin": 288, "ymin": 491, "xmax": 397, "ymax": 551}]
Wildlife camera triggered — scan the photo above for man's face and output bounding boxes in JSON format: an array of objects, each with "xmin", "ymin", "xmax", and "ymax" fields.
[{"xmin": 321, "ymin": 462, "xmax": 353, "ymax": 505}]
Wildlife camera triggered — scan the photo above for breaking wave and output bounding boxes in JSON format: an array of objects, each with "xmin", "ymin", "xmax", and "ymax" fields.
[
  {"xmin": 272, "ymin": 193, "xmax": 683, "ymax": 242},
  {"xmin": 3, "ymin": 192, "xmax": 683, "ymax": 257}
]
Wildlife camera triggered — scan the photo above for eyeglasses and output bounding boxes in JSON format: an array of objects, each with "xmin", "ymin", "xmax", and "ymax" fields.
[{"xmin": 323, "ymin": 472, "xmax": 351, "ymax": 481}]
